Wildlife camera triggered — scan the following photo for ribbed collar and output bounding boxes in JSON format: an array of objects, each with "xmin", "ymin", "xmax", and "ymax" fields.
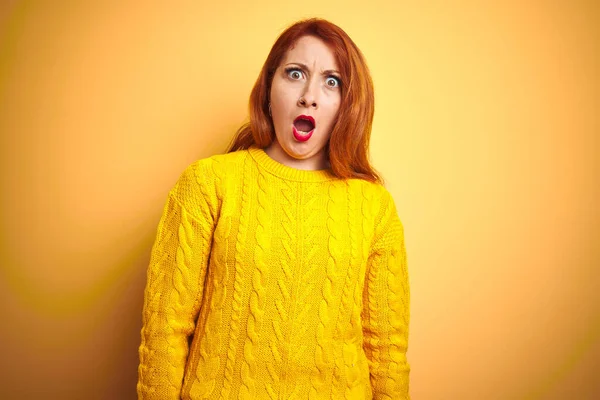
[{"xmin": 248, "ymin": 145, "xmax": 337, "ymax": 182}]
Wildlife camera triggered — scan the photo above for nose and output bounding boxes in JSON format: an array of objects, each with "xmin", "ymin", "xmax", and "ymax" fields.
[{"xmin": 298, "ymin": 79, "xmax": 318, "ymax": 109}]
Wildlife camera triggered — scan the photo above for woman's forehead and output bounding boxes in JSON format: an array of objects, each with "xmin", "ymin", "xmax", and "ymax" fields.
[{"xmin": 281, "ymin": 36, "xmax": 339, "ymax": 70}]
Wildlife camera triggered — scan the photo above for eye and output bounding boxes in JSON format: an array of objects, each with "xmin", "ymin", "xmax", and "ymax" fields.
[
  {"xmin": 286, "ymin": 68, "xmax": 303, "ymax": 80},
  {"xmin": 326, "ymin": 76, "xmax": 341, "ymax": 88}
]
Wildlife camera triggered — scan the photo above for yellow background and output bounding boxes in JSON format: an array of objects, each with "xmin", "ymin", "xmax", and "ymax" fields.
[{"xmin": 1, "ymin": 1, "xmax": 598, "ymax": 399}]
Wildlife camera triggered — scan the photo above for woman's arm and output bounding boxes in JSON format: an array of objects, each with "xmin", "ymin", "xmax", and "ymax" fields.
[
  {"xmin": 362, "ymin": 189, "xmax": 411, "ymax": 399},
  {"xmin": 137, "ymin": 161, "xmax": 217, "ymax": 399}
]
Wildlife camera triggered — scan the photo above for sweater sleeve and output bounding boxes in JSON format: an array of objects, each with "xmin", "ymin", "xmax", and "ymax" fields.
[
  {"xmin": 362, "ymin": 189, "xmax": 411, "ymax": 399},
  {"xmin": 137, "ymin": 161, "xmax": 217, "ymax": 399}
]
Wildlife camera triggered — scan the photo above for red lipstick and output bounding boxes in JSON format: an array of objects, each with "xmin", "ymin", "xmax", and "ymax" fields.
[{"xmin": 293, "ymin": 115, "xmax": 316, "ymax": 142}]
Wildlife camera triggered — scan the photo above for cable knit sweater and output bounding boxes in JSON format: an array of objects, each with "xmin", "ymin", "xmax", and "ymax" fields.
[{"xmin": 137, "ymin": 145, "xmax": 410, "ymax": 400}]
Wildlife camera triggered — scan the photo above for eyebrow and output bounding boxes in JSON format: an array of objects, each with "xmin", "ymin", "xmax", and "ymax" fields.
[{"xmin": 285, "ymin": 62, "xmax": 340, "ymax": 77}]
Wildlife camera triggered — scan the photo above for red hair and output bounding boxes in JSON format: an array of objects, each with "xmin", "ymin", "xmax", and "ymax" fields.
[{"xmin": 225, "ymin": 18, "xmax": 383, "ymax": 184}]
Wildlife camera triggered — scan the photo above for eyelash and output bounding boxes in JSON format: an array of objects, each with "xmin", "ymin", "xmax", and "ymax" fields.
[{"xmin": 284, "ymin": 67, "xmax": 341, "ymax": 88}]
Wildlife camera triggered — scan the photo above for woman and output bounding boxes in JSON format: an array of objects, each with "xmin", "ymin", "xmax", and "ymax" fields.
[{"xmin": 137, "ymin": 18, "xmax": 410, "ymax": 400}]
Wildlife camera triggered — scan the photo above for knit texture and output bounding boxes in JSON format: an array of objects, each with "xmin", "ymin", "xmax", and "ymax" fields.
[{"xmin": 137, "ymin": 145, "xmax": 410, "ymax": 400}]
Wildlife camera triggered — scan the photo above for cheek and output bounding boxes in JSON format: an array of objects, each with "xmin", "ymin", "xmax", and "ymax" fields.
[
  {"xmin": 324, "ymin": 92, "xmax": 341, "ymax": 110},
  {"xmin": 270, "ymin": 77, "xmax": 284, "ymax": 100},
  {"xmin": 332, "ymin": 100, "xmax": 341, "ymax": 114},
  {"xmin": 324, "ymin": 100, "xmax": 341, "ymax": 123},
  {"xmin": 271, "ymin": 93, "xmax": 292, "ymax": 117},
  {"xmin": 271, "ymin": 78, "xmax": 297, "ymax": 101}
]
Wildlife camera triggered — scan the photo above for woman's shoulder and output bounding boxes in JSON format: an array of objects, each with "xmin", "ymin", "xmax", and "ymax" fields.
[
  {"xmin": 344, "ymin": 178, "xmax": 401, "ymax": 231},
  {"xmin": 345, "ymin": 177, "xmax": 392, "ymax": 202},
  {"xmin": 177, "ymin": 149, "xmax": 249, "ymax": 185},
  {"xmin": 186, "ymin": 148, "xmax": 247, "ymax": 172},
  {"xmin": 172, "ymin": 149, "xmax": 250, "ymax": 204},
  {"xmin": 168, "ymin": 150, "xmax": 249, "ymax": 219}
]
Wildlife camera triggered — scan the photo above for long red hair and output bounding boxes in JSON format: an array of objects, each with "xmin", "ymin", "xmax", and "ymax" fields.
[{"xmin": 225, "ymin": 18, "xmax": 383, "ymax": 184}]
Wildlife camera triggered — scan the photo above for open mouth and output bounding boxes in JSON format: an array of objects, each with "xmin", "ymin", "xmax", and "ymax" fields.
[{"xmin": 293, "ymin": 115, "xmax": 315, "ymax": 134}]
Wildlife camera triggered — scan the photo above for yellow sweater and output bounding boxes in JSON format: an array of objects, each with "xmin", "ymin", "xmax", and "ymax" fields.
[{"xmin": 137, "ymin": 146, "xmax": 410, "ymax": 400}]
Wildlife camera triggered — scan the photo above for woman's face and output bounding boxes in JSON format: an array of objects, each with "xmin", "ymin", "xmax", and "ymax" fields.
[{"xmin": 267, "ymin": 35, "xmax": 341, "ymax": 170}]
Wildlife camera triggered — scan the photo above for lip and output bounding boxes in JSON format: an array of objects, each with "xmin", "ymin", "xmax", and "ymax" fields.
[
  {"xmin": 293, "ymin": 126, "xmax": 313, "ymax": 142},
  {"xmin": 294, "ymin": 114, "xmax": 316, "ymax": 127},
  {"xmin": 292, "ymin": 114, "xmax": 316, "ymax": 142}
]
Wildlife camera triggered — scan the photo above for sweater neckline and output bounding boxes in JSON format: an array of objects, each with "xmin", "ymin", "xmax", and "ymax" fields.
[{"xmin": 248, "ymin": 145, "xmax": 336, "ymax": 182}]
